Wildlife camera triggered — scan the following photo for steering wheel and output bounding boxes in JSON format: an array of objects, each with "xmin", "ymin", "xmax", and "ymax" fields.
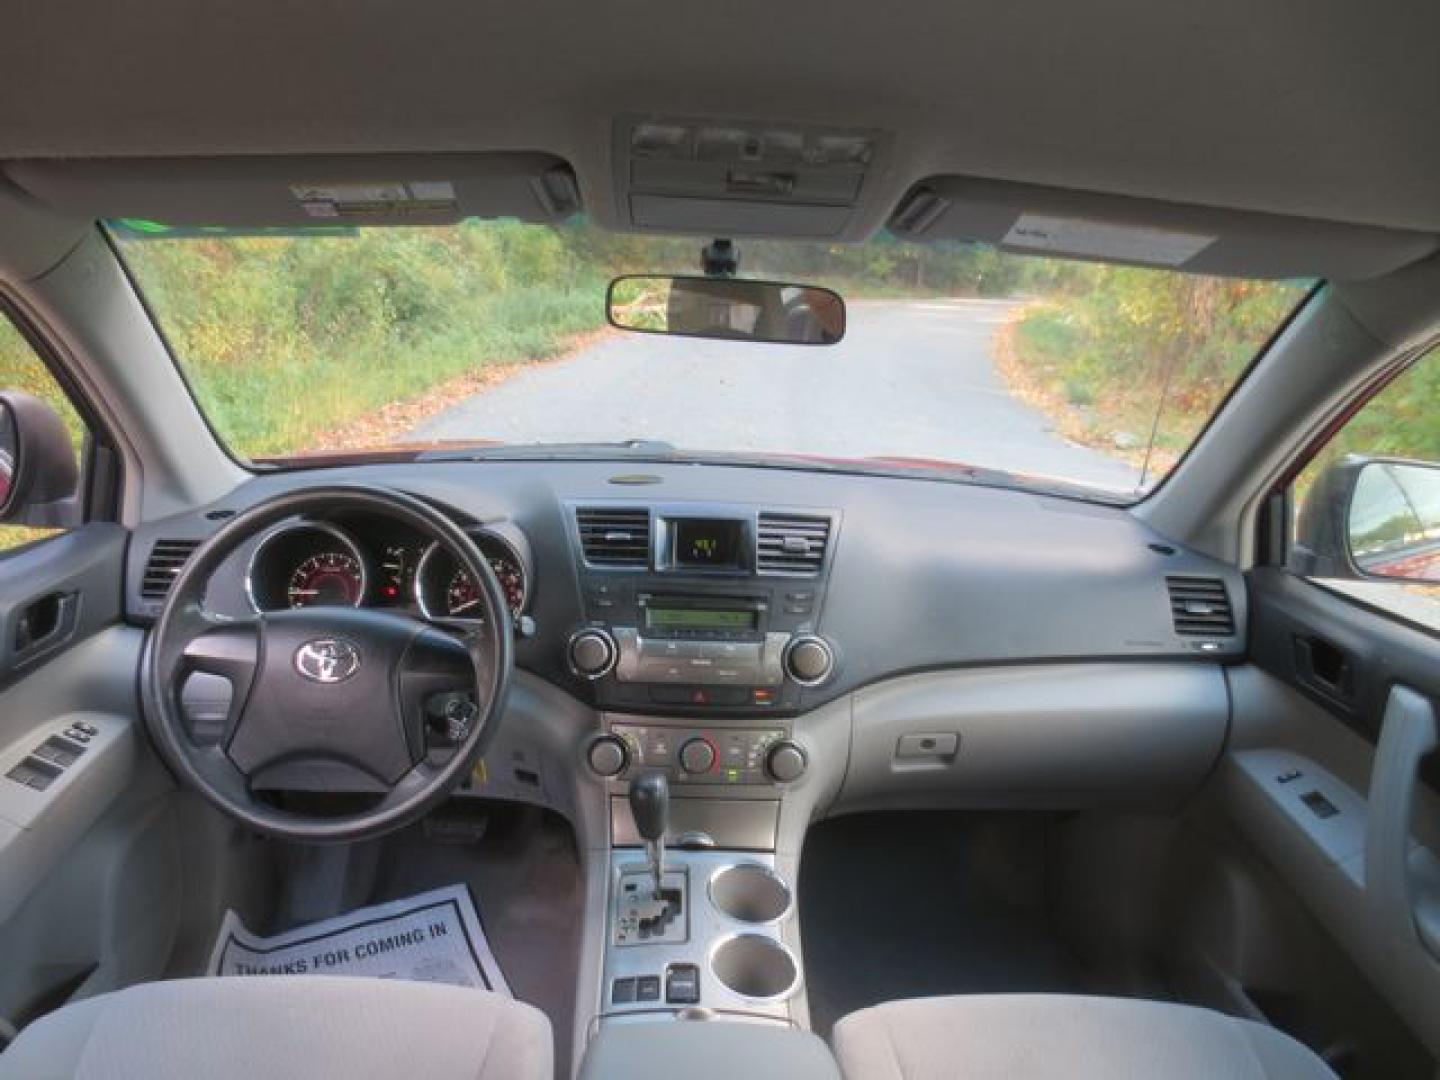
[{"xmin": 141, "ymin": 486, "xmax": 512, "ymax": 843}]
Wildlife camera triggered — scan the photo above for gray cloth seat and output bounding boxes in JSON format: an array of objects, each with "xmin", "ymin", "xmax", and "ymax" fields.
[
  {"xmin": 831, "ymin": 994, "xmax": 1337, "ymax": 1080},
  {"xmin": 0, "ymin": 975, "xmax": 552, "ymax": 1080}
]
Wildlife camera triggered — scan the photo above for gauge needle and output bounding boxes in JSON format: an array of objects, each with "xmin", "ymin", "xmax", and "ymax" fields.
[
  {"xmin": 290, "ymin": 589, "xmax": 321, "ymax": 596},
  {"xmin": 451, "ymin": 598, "xmax": 482, "ymax": 613}
]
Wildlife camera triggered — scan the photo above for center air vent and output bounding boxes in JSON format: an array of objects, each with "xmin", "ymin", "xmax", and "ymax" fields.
[
  {"xmin": 1166, "ymin": 576, "xmax": 1235, "ymax": 636},
  {"xmin": 140, "ymin": 538, "xmax": 201, "ymax": 600},
  {"xmin": 756, "ymin": 513, "xmax": 831, "ymax": 576},
  {"xmin": 576, "ymin": 508, "xmax": 651, "ymax": 568}
]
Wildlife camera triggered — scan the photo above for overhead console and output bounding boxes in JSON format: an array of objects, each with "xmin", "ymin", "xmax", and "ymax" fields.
[
  {"xmin": 889, "ymin": 175, "xmax": 1436, "ymax": 281},
  {"xmin": 615, "ymin": 115, "xmax": 885, "ymax": 239}
]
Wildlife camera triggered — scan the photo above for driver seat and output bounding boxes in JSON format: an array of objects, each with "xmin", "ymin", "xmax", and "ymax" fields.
[{"xmin": 0, "ymin": 975, "xmax": 552, "ymax": 1079}]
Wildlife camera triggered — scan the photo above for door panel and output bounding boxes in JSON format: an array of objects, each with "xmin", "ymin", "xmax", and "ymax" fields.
[
  {"xmin": 0, "ymin": 525, "xmax": 179, "ymax": 1034},
  {"xmin": 0, "ymin": 525, "xmax": 125, "ymax": 688},
  {"xmin": 1216, "ymin": 566, "xmax": 1440, "ymax": 1070}
]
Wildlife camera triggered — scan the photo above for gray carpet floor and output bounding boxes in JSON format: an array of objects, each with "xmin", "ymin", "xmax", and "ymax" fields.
[{"xmin": 799, "ymin": 811, "xmax": 1084, "ymax": 1037}]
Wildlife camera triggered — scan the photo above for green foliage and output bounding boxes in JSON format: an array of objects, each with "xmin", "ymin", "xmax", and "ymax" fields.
[
  {"xmin": 1327, "ymin": 357, "xmax": 1440, "ymax": 463},
  {"xmin": 120, "ymin": 226, "xmax": 609, "ymax": 456},
  {"xmin": 1015, "ymin": 271, "xmax": 1308, "ymax": 466}
]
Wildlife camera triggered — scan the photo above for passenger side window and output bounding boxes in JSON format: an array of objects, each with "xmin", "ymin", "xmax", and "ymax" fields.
[
  {"xmin": 1287, "ymin": 346, "xmax": 1440, "ymax": 632},
  {"xmin": 0, "ymin": 312, "xmax": 86, "ymax": 553}
]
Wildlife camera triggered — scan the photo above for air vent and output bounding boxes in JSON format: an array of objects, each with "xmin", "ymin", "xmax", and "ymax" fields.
[
  {"xmin": 140, "ymin": 538, "xmax": 201, "ymax": 600},
  {"xmin": 1167, "ymin": 576, "xmax": 1235, "ymax": 636},
  {"xmin": 756, "ymin": 513, "xmax": 831, "ymax": 576},
  {"xmin": 576, "ymin": 508, "xmax": 651, "ymax": 567}
]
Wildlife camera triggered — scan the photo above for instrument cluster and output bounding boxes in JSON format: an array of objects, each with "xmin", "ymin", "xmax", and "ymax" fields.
[{"xmin": 245, "ymin": 516, "xmax": 529, "ymax": 623}]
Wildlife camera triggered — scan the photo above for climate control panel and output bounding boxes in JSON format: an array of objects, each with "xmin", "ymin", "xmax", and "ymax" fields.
[{"xmin": 589, "ymin": 723, "xmax": 807, "ymax": 786}]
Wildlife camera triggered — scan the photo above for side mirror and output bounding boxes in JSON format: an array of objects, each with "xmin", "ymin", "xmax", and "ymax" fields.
[
  {"xmin": 607, "ymin": 275, "xmax": 846, "ymax": 345},
  {"xmin": 0, "ymin": 392, "xmax": 80, "ymax": 526},
  {"xmin": 1294, "ymin": 456, "xmax": 1440, "ymax": 582},
  {"xmin": 1347, "ymin": 459, "xmax": 1440, "ymax": 581}
]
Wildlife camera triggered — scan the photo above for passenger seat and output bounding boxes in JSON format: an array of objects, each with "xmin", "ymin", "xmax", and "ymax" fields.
[{"xmin": 831, "ymin": 994, "xmax": 1337, "ymax": 1079}]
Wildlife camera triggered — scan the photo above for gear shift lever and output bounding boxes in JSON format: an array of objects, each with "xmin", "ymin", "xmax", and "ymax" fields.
[{"xmin": 628, "ymin": 770, "xmax": 669, "ymax": 899}]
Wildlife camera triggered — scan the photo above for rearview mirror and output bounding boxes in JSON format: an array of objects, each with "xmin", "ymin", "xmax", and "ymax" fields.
[
  {"xmin": 607, "ymin": 275, "xmax": 845, "ymax": 345},
  {"xmin": 0, "ymin": 391, "xmax": 80, "ymax": 526}
]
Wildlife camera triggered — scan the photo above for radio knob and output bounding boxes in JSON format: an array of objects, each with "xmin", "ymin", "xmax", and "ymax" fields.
[
  {"xmin": 766, "ymin": 741, "xmax": 808, "ymax": 783},
  {"xmin": 569, "ymin": 628, "xmax": 617, "ymax": 679},
  {"xmin": 784, "ymin": 635, "xmax": 834, "ymax": 686},
  {"xmin": 679, "ymin": 738, "xmax": 717, "ymax": 775}
]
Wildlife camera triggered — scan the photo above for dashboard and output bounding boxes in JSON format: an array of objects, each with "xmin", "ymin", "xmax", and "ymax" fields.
[{"xmin": 130, "ymin": 458, "xmax": 1249, "ymax": 725}]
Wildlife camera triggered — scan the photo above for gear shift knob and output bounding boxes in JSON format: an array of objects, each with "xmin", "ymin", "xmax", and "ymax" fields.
[
  {"xmin": 628, "ymin": 769, "xmax": 669, "ymax": 841},
  {"xmin": 629, "ymin": 770, "xmax": 669, "ymax": 899}
]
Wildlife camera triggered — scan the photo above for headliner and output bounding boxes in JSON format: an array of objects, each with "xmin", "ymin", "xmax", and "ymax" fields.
[{"xmin": 1, "ymin": 0, "xmax": 1439, "ymax": 239}]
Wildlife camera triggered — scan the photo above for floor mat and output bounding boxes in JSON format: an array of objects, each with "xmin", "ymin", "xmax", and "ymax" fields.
[
  {"xmin": 207, "ymin": 883, "xmax": 509, "ymax": 992},
  {"xmin": 369, "ymin": 808, "xmax": 584, "ymax": 1077},
  {"xmin": 799, "ymin": 812, "xmax": 1084, "ymax": 1037}
]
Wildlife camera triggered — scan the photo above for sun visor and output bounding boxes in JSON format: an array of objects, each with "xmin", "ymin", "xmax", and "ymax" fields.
[
  {"xmin": 2, "ymin": 154, "xmax": 582, "ymax": 228},
  {"xmin": 890, "ymin": 176, "xmax": 1436, "ymax": 281}
]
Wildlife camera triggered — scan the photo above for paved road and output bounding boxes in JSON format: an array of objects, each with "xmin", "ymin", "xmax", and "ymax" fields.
[{"xmin": 408, "ymin": 299, "xmax": 1140, "ymax": 491}]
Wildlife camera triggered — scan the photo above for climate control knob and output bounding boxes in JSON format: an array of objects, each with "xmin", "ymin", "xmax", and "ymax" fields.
[
  {"xmin": 765, "ymin": 740, "xmax": 808, "ymax": 783},
  {"xmin": 784, "ymin": 635, "xmax": 835, "ymax": 686},
  {"xmin": 569, "ymin": 628, "xmax": 617, "ymax": 679},
  {"xmin": 679, "ymin": 737, "xmax": 717, "ymax": 775},
  {"xmin": 586, "ymin": 734, "xmax": 629, "ymax": 778}
]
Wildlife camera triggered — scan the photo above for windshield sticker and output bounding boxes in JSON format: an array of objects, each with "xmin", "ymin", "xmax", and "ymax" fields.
[
  {"xmin": 1002, "ymin": 213, "xmax": 1215, "ymax": 267},
  {"xmin": 290, "ymin": 180, "xmax": 458, "ymax": 219}
]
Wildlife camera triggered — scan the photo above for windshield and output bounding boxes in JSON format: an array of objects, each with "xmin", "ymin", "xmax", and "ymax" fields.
[{"xmin": 111, "ymin": 219, "xmax": 1310, "ymax": 500}]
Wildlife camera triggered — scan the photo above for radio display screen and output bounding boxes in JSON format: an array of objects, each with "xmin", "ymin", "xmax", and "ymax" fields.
[
  {"xmin": 672, "ymin": 518, "xmax": 744, "ymax": 569},
  {"xmin": 646, "ymin": 607, "xmax": 758, "ymax": 631}
]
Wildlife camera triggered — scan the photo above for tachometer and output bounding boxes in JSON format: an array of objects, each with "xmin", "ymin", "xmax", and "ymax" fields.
[
  {"xmin": 246, "ymin": 521, "xmax": 369, "ymax": 613},
  {"xmin": 286, "ymin": 551, "xmax": 365, "ymax": 608}
]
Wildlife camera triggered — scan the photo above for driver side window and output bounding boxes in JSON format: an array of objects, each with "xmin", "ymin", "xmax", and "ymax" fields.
[
  {"xmin": 1287, "ymin": 346, "xmax": 1440, "ymax": 633},
  {"xmin": 0, "ymin": 312, "xmax": 86, "ymax": 553}
]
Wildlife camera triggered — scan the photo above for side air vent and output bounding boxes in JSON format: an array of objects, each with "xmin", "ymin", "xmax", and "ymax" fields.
[
  {"xmin": 1167, "ymin": 576, "xmax": 1235, "ymax": 636},
  {"xmin": 576, "ymin": 507, "xmax": 651, "ymax": 568},
  {"xmin": 756, "ymin": 513, "xmax": 832, "ymax": 576},
  {"xmin": 140, "ymin": 538, "xmax": 201, "ymax": 600}
]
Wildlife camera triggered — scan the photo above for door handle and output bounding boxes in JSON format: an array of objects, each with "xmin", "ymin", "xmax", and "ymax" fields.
[
  {"xmin": 1293, "ymin": 634, "xmax": 1354, "ymax": 700},
  {"xmin": 13, "ymin": 591, "xmax": 77, "ymax": 658}
]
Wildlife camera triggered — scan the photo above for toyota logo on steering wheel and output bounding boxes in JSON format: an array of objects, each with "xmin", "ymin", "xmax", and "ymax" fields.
[{"xmin": 294, "ymin": 638, "xmax": 361, "ymax": 684}]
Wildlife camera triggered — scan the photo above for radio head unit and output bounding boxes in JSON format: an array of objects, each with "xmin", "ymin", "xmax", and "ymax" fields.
[{"xmin": 568, "ymin": 502, "xmax": 840, "ymax": 714}]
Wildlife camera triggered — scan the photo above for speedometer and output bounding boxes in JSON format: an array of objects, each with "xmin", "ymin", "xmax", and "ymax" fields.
[
  {"xmin": 446, "ymin": 569, "xmax": 483, "ymax": 617},
  {"xmin": 416, "ymin": 536, "xmax": 528, "ymax": 622},
  {"xmin": 445, "ymin": 556, "xmax": 525, "ymax": 619},
  {"xmin": 286, "ymin": 552, "xmax": 365, "ymax": 608}
]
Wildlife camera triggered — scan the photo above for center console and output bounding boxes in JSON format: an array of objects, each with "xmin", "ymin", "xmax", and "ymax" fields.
[{"xmin": 569, "ymin": 503, "xmax": 838, "ymax": 1033}]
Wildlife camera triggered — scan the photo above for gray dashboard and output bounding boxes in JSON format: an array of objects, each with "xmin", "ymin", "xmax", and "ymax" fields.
[{"xmin": 124, "ymin": 458, "xmax": 1245, "ymax": 717}]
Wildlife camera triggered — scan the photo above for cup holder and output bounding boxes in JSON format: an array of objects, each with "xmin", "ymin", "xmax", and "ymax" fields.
[
  {"xmin": 709, "ymin": 934, "xmax": 801, "ymax": 1002},
  {"xmin": 709, "ymin": 864, "xmax": 792, "ymax": 924}
]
